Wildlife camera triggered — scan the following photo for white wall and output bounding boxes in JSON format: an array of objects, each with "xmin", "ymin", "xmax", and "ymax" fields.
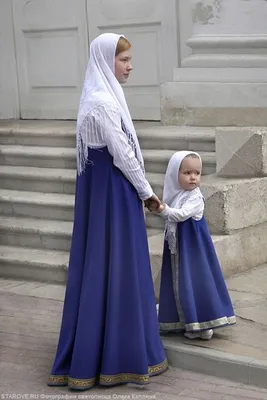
[{"xmin": 0, "ymin": 0, "xmax": 180, "ymax": 120}]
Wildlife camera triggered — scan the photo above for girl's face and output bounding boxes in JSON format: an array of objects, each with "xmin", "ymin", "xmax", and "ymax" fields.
[
  {"xmin": 115, "ymin": 49, "xmax": 133, "ymax": 84},
  {"xmin": 178, "ymin": 156, "xmax": 201, "ymax": 191}
]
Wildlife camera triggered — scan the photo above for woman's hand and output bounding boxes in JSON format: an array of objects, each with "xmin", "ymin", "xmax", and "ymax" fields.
[{"xmin": 144, "ymin": 194, "xmax": 161, "ymax": 212}]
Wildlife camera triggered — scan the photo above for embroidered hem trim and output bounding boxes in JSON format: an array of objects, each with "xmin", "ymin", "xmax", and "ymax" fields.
[
  {"xmin": 47, "ymin": 359, "xmax": 168, "ymax": 390},
  {"xmin": 159, "ymin": 315, "xmax": 236, "ymax": 331}
]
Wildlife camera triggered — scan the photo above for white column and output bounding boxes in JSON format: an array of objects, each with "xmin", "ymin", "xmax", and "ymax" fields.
[
  {"xmin": 161, "ymin": 0, "xmax": 267, "ymax": 125},
  {"xmin": 183, "ymin": 0, "xmax": 267, "ymax": 68}
]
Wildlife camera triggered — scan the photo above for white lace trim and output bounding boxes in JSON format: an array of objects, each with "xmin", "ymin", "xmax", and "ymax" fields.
[{"xmin": 165, "ymin": 195, "xmax": 192, "ymax": 254}]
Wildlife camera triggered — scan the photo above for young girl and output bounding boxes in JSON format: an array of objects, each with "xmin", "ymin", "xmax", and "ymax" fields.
[{"xmin": 156, "ymin": 151, "xmax": 236, "ymax": 340}]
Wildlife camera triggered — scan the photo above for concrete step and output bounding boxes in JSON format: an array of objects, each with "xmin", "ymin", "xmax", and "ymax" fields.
[
  {"xmin": 0, "ymin": 168, "xmax": 194, "ymax": 232},
  {"xmin": 143, "ymin": 149, "xmax": 216, "ymax": 175},
  {"xmin": 0, "ymin": 215, "xmax": 161, "ymax": 252},
  {"xmin": 0, "ymin": 216, "xmax": 162, "ymax": 283},
  {"xmin": 0, "ymin": 120, "xmax": 215, "ymax": 151},
  {"xmin": 0, "ymin": 245, "xmax": 68, "ymax": 283},
  {"xmin": 0, "ymin": 184, "xmax": 165, "ymax": 232},
  {"xmin": 146, "ymin": 210, "xmax": 165, "ymax": 230},
  {"xmin": 0, "ymin": 220, "xmax": 162, "ymax": 283},
  {"xmin": 0, "ymin": 165, "xmax": 212, "ymax": 231},
  {"xmin": 0, "ymin": 216, "xmax": 72, "ymax": 251},
  {"xmin": 0, "ymin": 166, "xmax": 76, "ymax": 194},
  {"xmin": 1, "ymin": 219, "xmax": 265, "ymax": 289},
  {"xmin": 137, "ymin": 125, "xmax": 215, "ymax": 151},
  {"xmin": 0, "ymin": 120, "xmax": 76, "ymax": 147},
  {"xmin": 146, "ymin": 172, "xmax": 165, "ymax": 199},
  {"xmin": 0, "ymin": 145, "xmax": 216, "ymax": 175},
  {"xmin": 162, "ymin": 334, "xmax": 267, "ymax": 390},
  {"xmin": 0, "ymin": 189, "xmax": 74, "ymax": 221},
  {"xmin": 0, "ymin": 145, "xmax": 77, "ymax": 169},
  {"xmin": 0, "ymin": 167, "xmax": 165, "ymax": 197}
]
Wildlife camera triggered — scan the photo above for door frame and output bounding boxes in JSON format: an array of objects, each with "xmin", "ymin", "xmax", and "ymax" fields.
[{"xmin": 0, "ymin": 0, "xmax": 20, "ymax": 119}]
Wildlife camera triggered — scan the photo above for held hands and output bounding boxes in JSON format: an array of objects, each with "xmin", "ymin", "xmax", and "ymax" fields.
[{"xmin": 144, "ymin": 194, "xmax": 165, "ymax": 213}]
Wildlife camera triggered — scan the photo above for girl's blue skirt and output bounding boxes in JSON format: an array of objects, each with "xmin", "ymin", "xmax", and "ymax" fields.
[
  {"xmin": 48, "ymin": 147, "xmax": 167, "ymax": 390},
  {"xmin": 158, "ymin": 217, "xmax": 236, "ymax": 332}
]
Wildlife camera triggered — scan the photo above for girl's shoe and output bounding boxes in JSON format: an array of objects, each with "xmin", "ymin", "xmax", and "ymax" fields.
[
  {"xmin": 184, "ymin": 329, "xmax": 213, "ymax": 340},
  {"xmin": 200, "ymin": 329, "xmax": 213, "ymax": 340},
  {"xmin": 184, "ymin": 331, "xmax": 201, "ymax": 339}
]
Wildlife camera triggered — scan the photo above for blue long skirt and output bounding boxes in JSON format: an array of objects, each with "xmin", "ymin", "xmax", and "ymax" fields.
[
  {"xmin": 158, "ymin": 217, "xmax": 236, "ymax": 332},
  {"xmin": 47, "ymin": 147, "xmax": 168, "ymax": 390}
]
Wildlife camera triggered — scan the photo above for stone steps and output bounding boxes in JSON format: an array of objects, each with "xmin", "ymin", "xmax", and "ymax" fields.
[
  {"xmin": 0, "ymin": 189, "xmax": 74, "ymax": 221},
  {"xmin": 0, "ymin": 215, "xmax": 72, "ymax": 251},
  {"xmin": 0, "ymin": 188, "xmax": 164, "ymax": 237},
  {"xmin": 0, "ymin": 166, "xmax": 76, "ymax": 194},
  {"xmin": 0, "ymin": 213, "xmax": 161, "ymax": 283},
  {"xmin": 137, "ymin": 125, "xmax": 215, "ymax": 152},
  {"xmin": 0, "ymin": 244, "xmax": 68, "ymax": 283},
  {"xmin": 0, "ymin": 145, "xmax": 216, "ymax": 175},
  {"xmin": 143, "ymin": 149, "xmax": 215, "ymax": 175},
  {"xmin": 0, "ymin": 121, "xmax": 76, "ymax": 147},
  {"xmin": 0, "ymin": 166, "xmax": 166, "ymax": 197},
  {"xmin": 0, "ymin": 145, "xmax": 77, "ymax": 169},
  {"xmin": 0, "ymin": 122, "xmax": 215, "ymax": 151},
  {"xmin": 1, "ymin": 216, "xmax": 266, "ymax": 287},
  {"xmin": 0, "ymin": 120, "xmax": 216, "ymax": 284},
  {"xmin": 0, "ymin": 214, "xmax": 156, "ymax": 253}
]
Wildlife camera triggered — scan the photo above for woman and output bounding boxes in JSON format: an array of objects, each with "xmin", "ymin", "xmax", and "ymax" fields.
[{"xmin": 47, "ymin": 33, "xmax": 168, "ymax": 391}]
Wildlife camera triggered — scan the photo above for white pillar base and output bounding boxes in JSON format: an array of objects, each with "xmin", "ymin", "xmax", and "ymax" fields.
[
  {"xmin": 182, "ymin": 35, "xmax": 267, "ymax": 68},
  {"xmin": 161, "ymin": 67, "xmax": 267, "ymax": 126}
]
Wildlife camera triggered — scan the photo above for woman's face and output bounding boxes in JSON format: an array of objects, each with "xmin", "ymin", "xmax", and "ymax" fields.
[{"xmin": 115, "ymin": 49, "xmax": 133, "ymax": 84}]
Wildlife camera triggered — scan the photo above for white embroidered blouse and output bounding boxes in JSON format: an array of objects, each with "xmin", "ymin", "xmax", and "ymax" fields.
[
  {"xmin": 81, "ymin": 102, "xmax": 153, "ymax": 201},
  {"xmin": 160, "ymin": 192, "xmax": 204, "ymax": 222}
]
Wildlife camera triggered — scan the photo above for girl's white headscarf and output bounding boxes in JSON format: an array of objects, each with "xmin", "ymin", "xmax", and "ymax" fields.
[
  {"xmin": 76, "ymin": 32, "xmax": 144, "ymax": 174},
  {"xmin": 163, "ymin": 151, "xmax": 202, "ymax": 254}
]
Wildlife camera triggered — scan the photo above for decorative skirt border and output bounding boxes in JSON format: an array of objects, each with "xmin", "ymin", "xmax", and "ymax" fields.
[
  {"xmin": 159, "ymin": 315, "xmax": 236, "ymax": 332},
  {"xmin": 47, "ymin": 359, "xmax": 168, "ymax": 390}
]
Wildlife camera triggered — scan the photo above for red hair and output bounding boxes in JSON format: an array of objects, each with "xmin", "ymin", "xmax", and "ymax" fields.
[{"xmin": 115, "ymin": 37, "xmax": 131, "ymax": 56}]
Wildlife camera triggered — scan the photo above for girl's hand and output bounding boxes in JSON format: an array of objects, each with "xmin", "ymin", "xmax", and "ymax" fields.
[{"xmin": 157, "ymin": 204, "xmax": 166, "ymax": 213}]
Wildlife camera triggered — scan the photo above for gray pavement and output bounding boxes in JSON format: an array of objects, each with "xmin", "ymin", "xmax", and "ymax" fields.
[{"xmin": 0, "ymin": 264, "xmax": 267, "ymax": 399}]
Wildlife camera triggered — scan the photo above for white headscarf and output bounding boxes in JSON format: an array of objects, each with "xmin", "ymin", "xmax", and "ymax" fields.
[
  {"xmin": 76, "ymin": 32, "xmax": 144, "ymax": 174},
  {"xmin": 163, "ymin": 151, "xmax": 203, "ymax": 254}
]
